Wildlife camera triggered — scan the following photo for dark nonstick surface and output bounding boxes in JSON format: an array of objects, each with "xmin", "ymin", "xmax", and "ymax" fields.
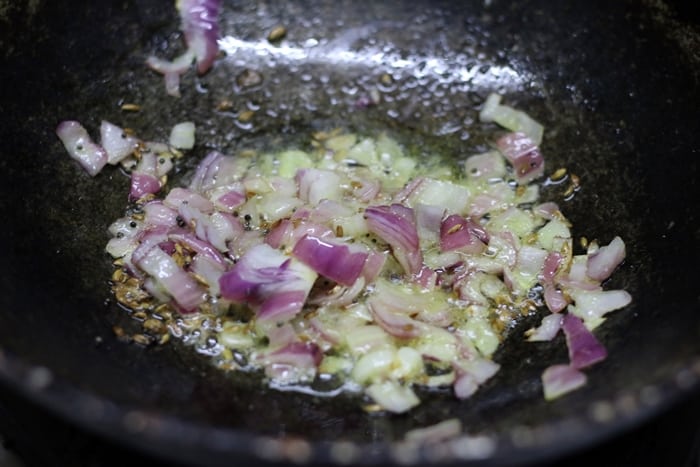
[{"xmin": 0, "ymin": 0, "xmax": 699, "ymax": 465}]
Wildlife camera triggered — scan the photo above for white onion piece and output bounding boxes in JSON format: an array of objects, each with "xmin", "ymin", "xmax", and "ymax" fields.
[
  {"xmin": 454, "ymin": 373, "xmax": 478, "ymax": 399},
  {"xmin": 352, "ymin": 348, "xmax": 396, "ymax": 384},
  {"xmin": 146, "ymin": 50, "xmax": 196, "ymax": 97},
  {"xmin": 569, "ymin": 290, "xmax": 633, "ymax": 328},
  {"xmin": 526, "ymin": 313, "xmax": 564, "ymax": 342},
  {"xmin": 478, "ymin": 93, "xmax": 502, "ymax": 123},
  {"xmin": 164, "ymin": 187, "xmax": 215, "ymax": 213},
  {"xmin": 586, "ymin": 236, "xmax": 626, "ymax": 281},
  {"xmin": 169, "ymin": 121, "xmax": 196, "ymax": 149},
  {"xmin": 100, "ymin": 120, "xmax": 139, "ymax": 164},
  {"xmin": 105, "ymin": 235, "xmax": 138, "ymax": 259},
  {"xmin": 365, "ymin": 380, "xmax": 420, "ymax": 413},
  {"xmin": 542, "ymin": 364, "xmax": 587, "ymax": 400},
  {"xmin": 296, "ymin": 168, "xmax": 343, "ymax": 205},
  {"xmin": 464, "ymin": 150, "xmax": 506, "ymax": 181},
  {"xmin": 108, "ymin": 217, "xmax": 143, "ymax": 238},
  {"xmin": 479, "ymin": 93, "xmax": 544, "ymax": 145},
  {"xmin": 56, "ymin": 121, "xmax": 107, "ymax": 176},
  {"xmin": 456, "ymin": 358, "xmax": 500, "ymax": 384}
]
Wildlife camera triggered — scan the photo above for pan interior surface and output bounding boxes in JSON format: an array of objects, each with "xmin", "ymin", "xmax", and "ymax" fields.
[{"xmin": 0, "ymin": 0, "xmax": 698, "ymax": 465}]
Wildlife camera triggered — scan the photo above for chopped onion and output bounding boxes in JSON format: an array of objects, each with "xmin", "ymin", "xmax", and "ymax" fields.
[
  {"xmin": 296, "ymin": 168, "xmax": 343, "ymax": 205},
  {"xmin": 464, "ymin": 150, "xmax": 506, "ymax": 181},
  {"xmin": 479, "ymin": 93, "xmax": 544, "ymax": 145},
  {"xmin": 131, "ymin": 177, "xmax": 162, "ymax": 205},
  {"xmin": 569, "ymin": 289, "xmax": 633, "ymax": 327},
  {"xmin": 365, "ymin": 204, "xmax": 423, "ymax": 276},
  {"xmin": 586, "ymin": 236, "xmax": 626, "ymax": 281},
  {"xmin": 180, "ymin": 0, "xmax": 221, "ymax": 74},
  {"xmin": 453, "ymin": 373, "xmax": 478, "ymax": 399},
  {"xmin": 440, "ymin": 214, "xmax": 488, "ymax": 253},
  {"xmin": 135, "ymin": 245, "xmax": 206, "ymax": 312},
  {"xmin": 526, "ymin": 313, "xmax": 564, "ymax": 342},
  {"xmin": 143, "ymin": 201, "xmax": 179, "ymax": 227},
  {"xmin": 496, "ymin": 132, "xmax": 544, "ymax": 184},
  {"xmin": 146, "ymin": 0, "xmax": 221, "ymax": 96},
  {"xmin": 219, "ymin": 244, "xmax": 317, "ymax": 324},
  {"xmin": 544, "ymin": 285, "xmax": 569, "ymax": 313},
  {"xmin": 365, "ymin": 380, "xmax": 420, "ymax": 413},
  {"xmin": 368, "ymin": 294, "xmax": 423, "ymax": 338},
  {"xmin": 562, "ymin": 313, "xmax": 607, "ymax": 369},
  {"xmin": 542, "ymin": 364, "xmax": 587, "ymax": 400},
  {"xmin": 169, "ymin": 121, "xmax": 196, "ymax": 149},
  {"xmin": 164, "ymin": 187, "xmax": 215, "ymax": 213},
  {"xmin": 100, "ymin": 120, "xmax": 139, "ymax": 164},
  {"xmin": 261, "ymin": 342, "xmax": 323, "ymax": 372},
  {"xmin": 292, "ymin": 235, "xmax": 369, "ymax": 286},
  {"xmin": 94, "ymin": 98, "xmax": 631, "ymax": 412},
  {"xmin": 56, "ymin": 121, "xmax": 108, "ymax": 176}
]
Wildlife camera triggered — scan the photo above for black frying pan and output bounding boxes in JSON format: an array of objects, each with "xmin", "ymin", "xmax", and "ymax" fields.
[{"xmin": 0, "ymin": 0, "xmax": 699, "ymax": 465}]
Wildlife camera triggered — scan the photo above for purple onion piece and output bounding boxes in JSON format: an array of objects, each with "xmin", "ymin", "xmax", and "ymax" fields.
[
  {"xmin": 439, "ymin": 214, "xmax": 488, "ymax": 253},
  {"xmin": 135, "ymin": 245, "xmax": 206, "ymax": 312},
  {"xmin": 219, "ymin": 244, "xmax": 316, "ymax": 323},
  {"xmin": 292, "ymin": 235, "xmax": 368, "ymax": 286},
  {"xmin": 542, "ymin": 251, "xmax": 563, "ymax": 282},
  {"xmin": 496, "ymin": 132, "xmax": 544, "ymax": 184},
  {"xmin": 365, "ymin": 204, "xmax": 423, "ymax": 276},
  {"xmin": 265, "ymin": 219, "xmax": 293, "ymax": 249},
  {"xmin": 544, "ymin": 285, "xmax": 568, "ymax": 313},
  {"xmin": 216, "ymin": 189, "xmax": 246, "ymax": 211},
  {"xmin": 258, "ymin": 290, "xmax": 307, "ymax": 322},
  {"xmin": 562, "ymin": 313, "xmax": 608, "ymax": 369},
  {"xmin": 179, "ymin": 0, "xmax": 222, "ymax": 74},
  {"xmin": 130, "ymin": 172, "xmax": 161, "ymax": 201}
]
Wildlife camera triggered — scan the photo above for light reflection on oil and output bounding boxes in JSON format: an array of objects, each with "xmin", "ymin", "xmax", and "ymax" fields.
[{"xmin": 218, "ymin": 34, "xmax": 527, "ymax": 92}]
